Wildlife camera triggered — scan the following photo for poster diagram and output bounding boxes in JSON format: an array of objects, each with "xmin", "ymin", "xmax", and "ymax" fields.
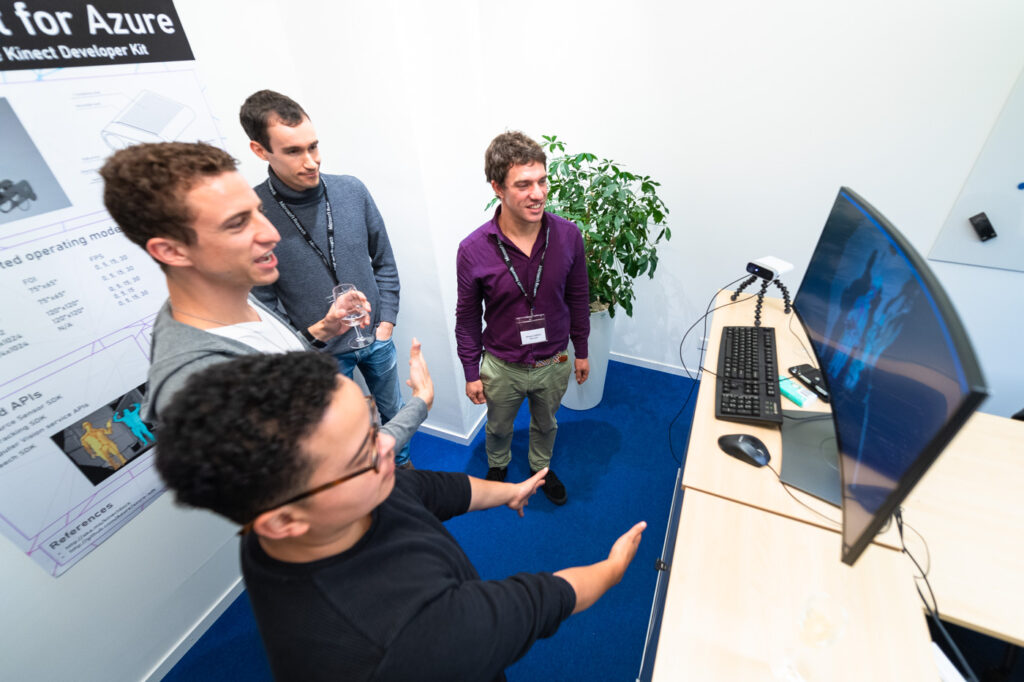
[
  {"xmin": 51, "ymin": 385, "xmax": 156, "ymax": 486},
  {"xmin": 0, "ymin": 0, "xmax": 223, "ymax": 576},
  {"xmin": 102, "ymin": 90, "xmax": 196, "ymax": 149},
  {"xmin": 0, "ymin": 98, "xmax": 72, "ymax": 224}
]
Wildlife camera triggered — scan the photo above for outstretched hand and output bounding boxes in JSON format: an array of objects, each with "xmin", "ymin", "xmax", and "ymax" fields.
[
  {"xmin": 507, "ymin": 467, "xmax": 547, "ymax": 517},
  {"xmin": 405, "ymin": 337, "xmax": 434, "ymax": 409},
  {"xmin": 607, "ymin": 521, "xmax": 647, "ymax": 579}
]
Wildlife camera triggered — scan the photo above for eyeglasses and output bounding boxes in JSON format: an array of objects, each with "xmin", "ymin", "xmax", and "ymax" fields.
[{"xmin": 239, "ymin": 396, "xmax": 381, "ymax": 535}]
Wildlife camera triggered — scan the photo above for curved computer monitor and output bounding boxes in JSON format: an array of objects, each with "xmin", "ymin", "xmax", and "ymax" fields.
[{"xmin": 793, "ymin": 187, "xmax": 988, "ymax": 566}]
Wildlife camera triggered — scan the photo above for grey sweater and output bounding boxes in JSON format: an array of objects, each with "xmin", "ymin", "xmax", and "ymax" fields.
[
  {"xmin": 253, "ymin": 171, "xmax": 400, "ymax": 356},
  {"xmin": 144, "ymin": 297, "xmax": 427, "ymax": 446}
]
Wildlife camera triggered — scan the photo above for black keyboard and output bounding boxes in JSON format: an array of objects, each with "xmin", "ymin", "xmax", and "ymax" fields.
[{"xmin": 714, "ymin": 325, "xmax": 783, "ymax": 426}]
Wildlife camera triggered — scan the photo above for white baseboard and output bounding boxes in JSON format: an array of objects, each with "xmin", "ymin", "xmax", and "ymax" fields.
[
  {"xmin": 418, "ymin": 410, "xmax": 486, "ymax": 446},
  {"xmin": 609, "ymin": 351, "xmax": 698, "ymax": 379},
  {"xmin": 145, "ymin": 569, "xmax": 245, "ymax": 682}
]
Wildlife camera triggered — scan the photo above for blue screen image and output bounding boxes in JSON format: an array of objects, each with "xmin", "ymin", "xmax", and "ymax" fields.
[{"xmin": 793, "ymin": 189, "xmax": 983, "ymax": 561}]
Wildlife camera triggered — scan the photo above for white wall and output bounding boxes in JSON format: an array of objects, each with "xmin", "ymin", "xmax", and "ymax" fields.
[
  {"xmin": 5, "ymin": 2, "xmax": 1023, "ymax": 681},
  {"xmin": 238, "ymin": 0, "xmax": 1024, "ymax": 421},
  {"xmin": 318, "ymin": 0, "xmax": 1024, "ymax": 418}
]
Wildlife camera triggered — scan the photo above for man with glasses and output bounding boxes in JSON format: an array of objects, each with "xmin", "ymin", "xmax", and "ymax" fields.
[{"xmin": 156, "ymin": 350, "xmax": 646, "ymax": 682}]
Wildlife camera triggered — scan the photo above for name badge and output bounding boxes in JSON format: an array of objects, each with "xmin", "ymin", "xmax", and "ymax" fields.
[{"xmin": 516, "ymin": 313, "xmax": 547, "ymax": 345}]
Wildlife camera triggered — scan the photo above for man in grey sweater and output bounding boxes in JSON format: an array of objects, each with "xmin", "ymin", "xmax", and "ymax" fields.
[
  {"xmin": 239, "ymin": 90, "xmax": 413, "ymax": 468},
  {"xmin": 99, "ymin": 142, "xmax": 426, "ymax": 452}
]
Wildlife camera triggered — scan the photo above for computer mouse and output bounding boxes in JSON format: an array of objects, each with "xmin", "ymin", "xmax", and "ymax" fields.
[{"xmin": 717, "ymin": 434, "xmax": 771, "ymax": 467}]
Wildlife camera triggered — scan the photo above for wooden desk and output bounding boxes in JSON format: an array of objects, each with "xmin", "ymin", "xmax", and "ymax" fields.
[
  {"xmin": 902, "ymin": 411, "xmax": 1024, "ymax": 646},
  {"xmin": 677, "ymin": 289, "xmax": 1024, "ymax": 646},
  {"xmin": 651, "ymin": 489, "xmax": 935, "ymax": 681},
  {"xmin": 681, "ymin": 291, "xmax": 902, "ymax": 548}
]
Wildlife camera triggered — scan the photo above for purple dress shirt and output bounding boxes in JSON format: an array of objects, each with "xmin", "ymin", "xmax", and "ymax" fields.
[{"xmin": 456, "ymin": 208, "xmax": 590, "ymax": 382}]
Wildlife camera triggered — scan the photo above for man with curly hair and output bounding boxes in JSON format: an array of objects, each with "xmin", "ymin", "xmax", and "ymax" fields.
[{"xmin": 156, "ymin": 350, "xmax": 645, "ymax": 681}]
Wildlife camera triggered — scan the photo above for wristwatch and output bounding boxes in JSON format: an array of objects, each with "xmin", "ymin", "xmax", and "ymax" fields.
[{"xmin": 301, "ymin": 327, "xmax": 327, "ymax": 349}]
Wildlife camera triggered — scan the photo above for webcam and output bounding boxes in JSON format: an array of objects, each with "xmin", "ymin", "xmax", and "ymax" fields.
[{"xmin": 746, "ymin": 256, "xmax": 793, "ymax": 282}]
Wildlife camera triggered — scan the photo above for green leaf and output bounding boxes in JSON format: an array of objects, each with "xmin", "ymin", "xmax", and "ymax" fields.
[{"xmin": 540, "ymin": 135, "xmax": 671, "ymax": 318}]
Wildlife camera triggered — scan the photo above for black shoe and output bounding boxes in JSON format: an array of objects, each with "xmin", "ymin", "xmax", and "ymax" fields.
[
  {"xmin": 486, "ymin": 466, "xmax": 507, "ymax": 482},
  {"xmin": 534, "ymin": 468, "xmax": 567, "ymax": 505}
]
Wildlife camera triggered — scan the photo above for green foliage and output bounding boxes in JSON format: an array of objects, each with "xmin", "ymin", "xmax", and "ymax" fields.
[{"xmin": 540, "ymin": 134, "xmax": 671, "ymax": 317}]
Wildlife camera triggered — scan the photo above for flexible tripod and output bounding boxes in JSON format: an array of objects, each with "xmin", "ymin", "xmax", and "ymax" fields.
[{"xmin": 730, "ymin": 274, "xmax": 792, "ymax": 326}]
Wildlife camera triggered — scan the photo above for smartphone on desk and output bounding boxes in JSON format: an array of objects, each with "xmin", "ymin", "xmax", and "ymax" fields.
[{"xmin": 788, "ymin": 364, "xmax": 829, "ymax": 402}]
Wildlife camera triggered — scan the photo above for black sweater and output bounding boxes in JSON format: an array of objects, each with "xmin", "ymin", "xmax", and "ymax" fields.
[{"xmin": 242, "ymin": 470, "xmax": 576, "ymax": 681}]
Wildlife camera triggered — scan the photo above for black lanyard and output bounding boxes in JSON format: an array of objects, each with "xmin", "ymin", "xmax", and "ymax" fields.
[
  {"xmin": 494, "ymin": 225, "xmax": 549, "ymax": 314},
  {"xmin": 266, "ymin": 178, "xmax": 338, "ymax": 285}
]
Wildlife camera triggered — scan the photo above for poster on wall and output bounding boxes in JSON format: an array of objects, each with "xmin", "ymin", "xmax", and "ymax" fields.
[{"xmin": 0, "ymin": 0, "xmax": 223, "ymax": 576}]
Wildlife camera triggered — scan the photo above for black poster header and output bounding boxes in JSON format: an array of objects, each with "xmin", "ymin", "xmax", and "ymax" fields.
[{"xmin": 0, "ymin": 0, "xmax": 193, "ymax": 71}]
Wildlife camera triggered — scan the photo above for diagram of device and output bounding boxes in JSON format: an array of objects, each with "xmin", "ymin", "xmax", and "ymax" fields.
[
  {"xmin": 101, "ymin": 90, "xmax": 196, "ymax": 149},
  {"xmin": 0, "ymin": 179, "xmax": 37, "ymax": 213}
]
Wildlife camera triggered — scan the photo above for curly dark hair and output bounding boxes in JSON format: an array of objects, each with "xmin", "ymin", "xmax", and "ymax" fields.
[
  {"xmin": 100, "ymin": 142, "xmax": 238, "ymax": 253},
  {"xmin": 239, "ymin": 89, "xmax": 309, "ymax": 152},
  {"xmin": 155, "ymin": 351, "xmax": 339, "ymax": 525},
  {"xmin": 484, "ymin": 131, "xmax": 546, "ymax": 187}
]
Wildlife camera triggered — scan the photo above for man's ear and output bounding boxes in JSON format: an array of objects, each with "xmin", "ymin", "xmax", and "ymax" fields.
[
  {"xmin": 146, "ymin": 237, "xmax": 193, "ymax": 268},
  {"xmin": 490, "ymin": 179, "xmax": 504, "ymax": 201},
  {"xmin": 251, "ymin": 506, "xmax": 310, "ymax": 541},
  {"xmin": 250, "ymin": 139, "xmax": 270, "ymax": 161}
]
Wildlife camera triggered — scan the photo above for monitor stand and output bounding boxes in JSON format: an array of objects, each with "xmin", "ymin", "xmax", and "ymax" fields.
[{"xmin": 779, "ymin": 410, "xmax": 841, "ymax": 507}]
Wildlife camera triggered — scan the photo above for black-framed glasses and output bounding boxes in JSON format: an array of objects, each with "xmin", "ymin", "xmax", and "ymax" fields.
[{"xmin": 239, "ymin": 396, "xmax": 381, "ymax": 535}]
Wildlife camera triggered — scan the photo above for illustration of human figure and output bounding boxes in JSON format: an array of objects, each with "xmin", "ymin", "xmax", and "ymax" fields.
[
  {"xmin": 113, "ymin": 402, "xmax": 156, "ymax": 446},
  {"xmin": 80, "ymin": 420, "xmax": 126, "ymax": 470}
]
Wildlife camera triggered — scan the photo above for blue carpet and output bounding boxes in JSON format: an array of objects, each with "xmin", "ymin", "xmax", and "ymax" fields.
[{"xmin": 164, "ymin": 360, "xmax": 695, "ymax": 681}]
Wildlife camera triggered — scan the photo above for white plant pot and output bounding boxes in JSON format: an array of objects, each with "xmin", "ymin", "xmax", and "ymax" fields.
[{"xmin": 561, "ymin": 308, "xmax": 614, "ymax": 410}]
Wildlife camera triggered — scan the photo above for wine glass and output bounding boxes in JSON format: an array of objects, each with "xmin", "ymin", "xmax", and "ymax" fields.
[{"xmin": 333, "ymin": 283, "xmax": 373, "ymax": 349}]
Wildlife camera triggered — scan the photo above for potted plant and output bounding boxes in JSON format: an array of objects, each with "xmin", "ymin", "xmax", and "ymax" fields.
[{"xmin": 542, "ymin": 135, "xmax": 672, "ymax": 408}]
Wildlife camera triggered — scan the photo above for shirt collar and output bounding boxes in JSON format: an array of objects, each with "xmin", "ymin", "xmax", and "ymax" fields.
[{"xmin": 267, "ymin": 167, "xmax": 324, "ymax": 206}]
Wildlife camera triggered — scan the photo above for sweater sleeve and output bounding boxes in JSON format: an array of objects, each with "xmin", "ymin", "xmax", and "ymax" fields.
[
  {"xmin": 379, "ymin": 397, "xmax": 428, "ymax": 453},
  {"xmin": 373, "ymin": 572, "xmax": 576, "ymax": 681},
  {"xmin": 361, "ymin": 183, "xmax": 401, "ymax": 326}
]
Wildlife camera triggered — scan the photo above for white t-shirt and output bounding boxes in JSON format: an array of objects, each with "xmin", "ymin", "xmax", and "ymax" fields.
[{"xmin": 207, "ymin": 306, "xmax": 305, "ymax": 353}]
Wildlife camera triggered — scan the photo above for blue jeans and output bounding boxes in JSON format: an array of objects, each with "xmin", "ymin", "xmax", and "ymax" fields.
[{"xmin": 335, "ymin": 338, "xmax": 411, "ymax": 466}]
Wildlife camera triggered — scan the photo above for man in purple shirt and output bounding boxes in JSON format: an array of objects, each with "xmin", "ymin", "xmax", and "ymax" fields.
[{"xmin": 455, "ymin": 131, "xmax": 590, "ymax": 505}]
